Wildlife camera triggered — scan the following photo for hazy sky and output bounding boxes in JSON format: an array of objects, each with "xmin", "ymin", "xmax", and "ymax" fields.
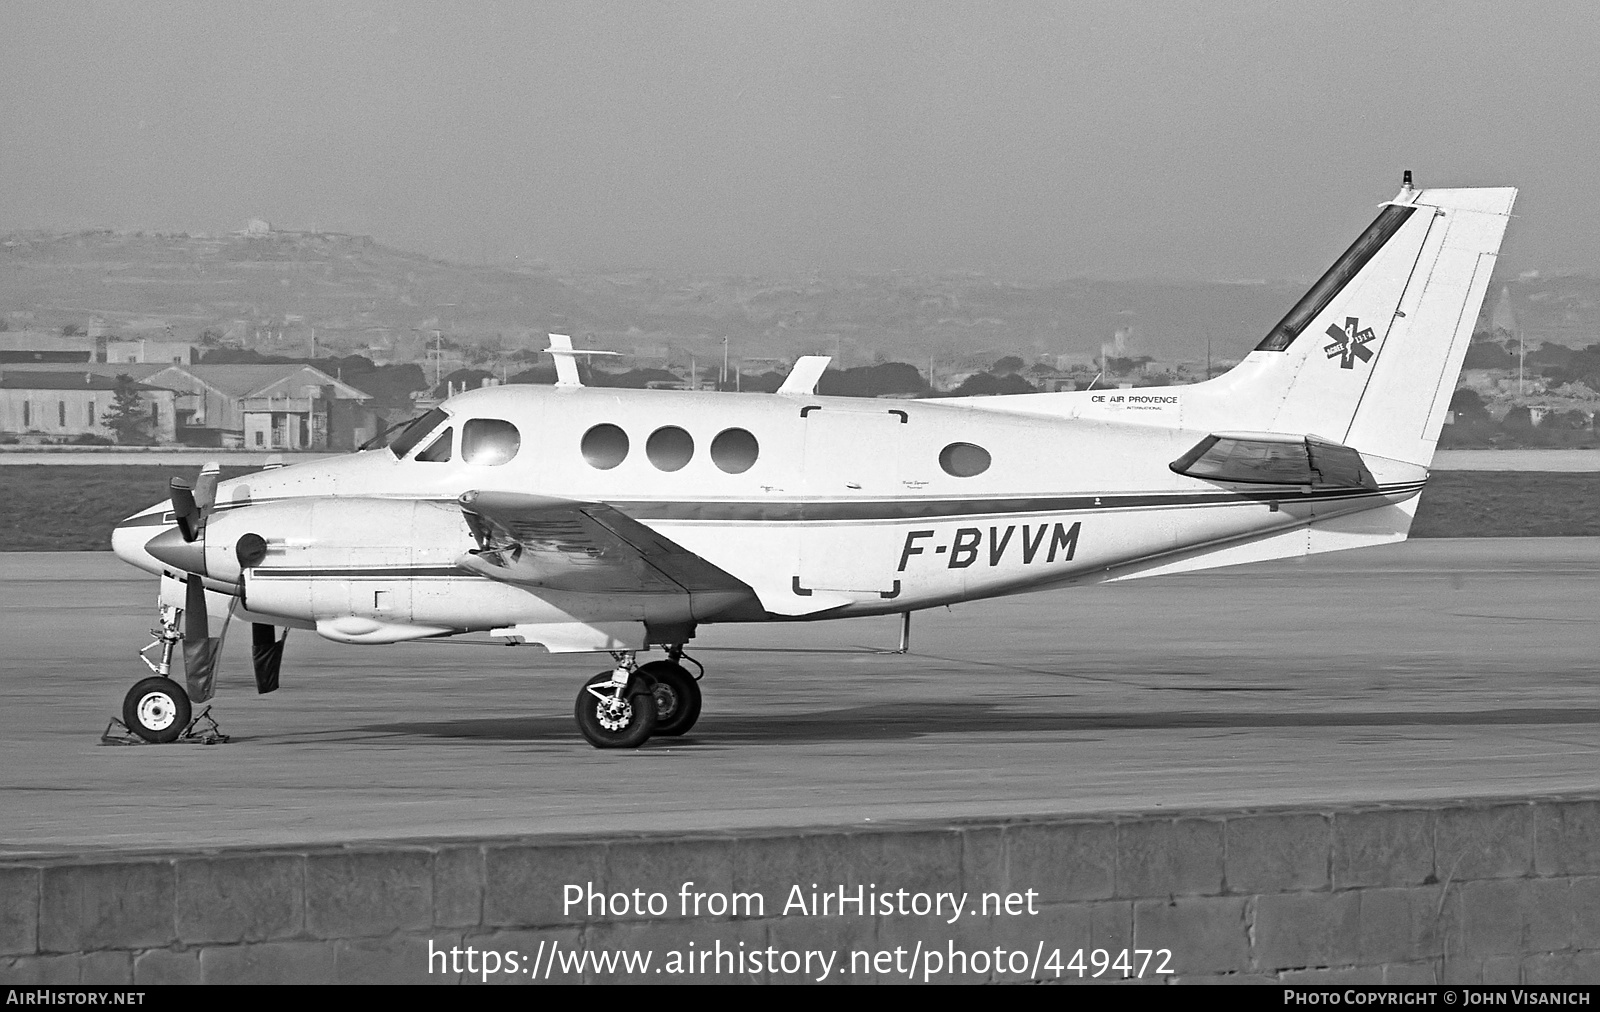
[{"xmin": 2, "ymin": 2, "xmax": 1596, "ymax": 280}]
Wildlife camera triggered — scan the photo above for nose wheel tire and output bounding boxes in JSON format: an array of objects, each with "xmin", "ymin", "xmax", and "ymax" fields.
[
  {"xmin": 122, "ymin": 677, "xmax": 192, "ymax": 744},
  {"xmin": 637, "ymin": 661, "xmax": 701, "ymax": 737},
  {"xmin": 575, "ymin": 672, "xmax": 657, "ymax": 749}
]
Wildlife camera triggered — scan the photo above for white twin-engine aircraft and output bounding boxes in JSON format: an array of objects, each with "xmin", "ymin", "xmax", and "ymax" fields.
[{"xmin": 111, "ymin": 178, "xmax": 1514, "ymax": 748}]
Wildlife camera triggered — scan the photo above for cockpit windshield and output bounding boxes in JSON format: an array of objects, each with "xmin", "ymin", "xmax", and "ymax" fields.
[
  {"xmin": 384, "ymin": 408, "xmax": 449, "ymax": 458},
  {"xmin": 359, "ymin": 414, "xmax": 416, "ymax": 451}
]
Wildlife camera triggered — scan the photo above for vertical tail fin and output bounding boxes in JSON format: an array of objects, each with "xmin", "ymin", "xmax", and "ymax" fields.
[
  {"xmin": 1189, "ymin": 183, "xmax": 1515, "ymax": 464},
  {"xmin": 965, "ymin": 180, "xmax": 1515, "ymax": 472}
]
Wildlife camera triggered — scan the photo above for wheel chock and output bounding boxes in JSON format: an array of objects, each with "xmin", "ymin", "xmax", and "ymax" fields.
[{"xmin": 99, "ymin": 706, "xmax": 231, "ymax": 746}]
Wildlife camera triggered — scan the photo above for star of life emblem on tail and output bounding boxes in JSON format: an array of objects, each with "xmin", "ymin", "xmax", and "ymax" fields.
[{"xmin": 1325, "ymin": 317, "xmax": 1378, "ymax": 369}]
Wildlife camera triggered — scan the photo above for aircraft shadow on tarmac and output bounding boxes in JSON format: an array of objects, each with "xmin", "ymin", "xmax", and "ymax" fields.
[{"xmin": 353, "ymin": 703, "xmax": 1600, "ymax": 746}]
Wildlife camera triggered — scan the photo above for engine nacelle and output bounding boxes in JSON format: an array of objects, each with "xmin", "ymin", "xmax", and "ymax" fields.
[
  {"xmin": 215, "ymin": 497, "xmax": 471, "ymax": 626},
  {"xmin": 152, "ymin": 495, "xmax": 663, "ymax": 647}
]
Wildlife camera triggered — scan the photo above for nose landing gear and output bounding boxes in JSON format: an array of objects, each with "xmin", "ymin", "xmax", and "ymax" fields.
[
  {"xmin": 121, "ymin": 604, "xmax": 191, "ymax": 743},
  {"xmin": 106, "ymin": 595, "xmax": 229, "ymax": 746}
]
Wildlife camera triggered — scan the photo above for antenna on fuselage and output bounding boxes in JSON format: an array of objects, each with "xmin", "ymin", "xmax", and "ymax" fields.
[
  {"xmin": 777, "ymin": 355, "xmax": 832, "ymax": 395},
  {"xmin": 544, "ymin": 334, "xmax": 621, "ymax": 388}
]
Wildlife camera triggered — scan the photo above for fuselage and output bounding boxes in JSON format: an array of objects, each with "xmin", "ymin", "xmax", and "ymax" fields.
[{"xmin": 112, "ymin": 382, "xmax": 1424, "ymax": 647}]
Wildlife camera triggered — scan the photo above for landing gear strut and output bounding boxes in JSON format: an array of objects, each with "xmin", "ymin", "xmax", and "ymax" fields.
[{"xmin": 123, "ymin": 604, "xmax": 190, "ymax": 743}]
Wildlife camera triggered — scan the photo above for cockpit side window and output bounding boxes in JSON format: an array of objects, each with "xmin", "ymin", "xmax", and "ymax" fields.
[
  {"xmin": 461, "ymin": 418, "xmax": 521, "ymax": 466},
  {"xmin": 387, "ymin": 408, "xmax": 449, "ymax": 458},
  {"xmin": 415, "ymin": 427, "xmax": 454, "ymax": 462}
]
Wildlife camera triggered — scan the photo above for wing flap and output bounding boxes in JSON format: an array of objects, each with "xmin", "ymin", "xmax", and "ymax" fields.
[
  {"xmin": 580, "ymin": 505, "xmax": 755, "ymax": 595},
  {"xmin": 456, "ymin": 491, "xmax": 759, "ymax": 618}
]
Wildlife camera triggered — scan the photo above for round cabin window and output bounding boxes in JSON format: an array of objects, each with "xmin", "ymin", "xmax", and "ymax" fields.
[
  {"xmin": 646, "ymin": 426, "xmax": 695, "ymax": 472},
  {"xmin": 710, "ymin": 428, "xmax": 759, "ymax": 474},
  {"xmin": 939, "ymin": 442, "xmax": 991, "ymax": 477},
  {"xmin": 581, "ymin": 423, "xmax": 629, "ymax": 470}
]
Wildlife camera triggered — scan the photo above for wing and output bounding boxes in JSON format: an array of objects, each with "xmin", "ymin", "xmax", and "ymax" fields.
[{"xmin": 454, "ymin": 490, "xmax": 760, "ymax": 618}]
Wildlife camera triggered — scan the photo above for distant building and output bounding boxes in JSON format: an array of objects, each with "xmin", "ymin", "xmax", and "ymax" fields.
[
  {"xmin": 1, "ymin": 361, "xmax": 376, "ymax": 448},
  {"xmin": 0, "ymin": 370, "xmax": 177, "ymax": 443},
  {"xmin": 138, "ymin": 364, "xmax": 375, "ymax": 450},
  {"xmin": 0, "ymin": 333, "xmax": 95, "ymax": 364},
  {"xmin": 104, "ymin": 339, "xmax": 197, "ymax": 365},
  {"xmin": 1033, "ymin": 372, "xmax": 1078, "ymax": 393},
  {"xmin": 1051, "ymin": 353, "xmax": 1098, "ymax": 372},
  {"xmin": 1489, "ymin": 284, "xmax": 1517, "ymax": 337},
  {"xmin": 629, "ymin": 345, "xmax": 673, "ymax": 366},
  {"xmin": 735, "ymin": 357, "xmax": 793, "ymax": 376}
]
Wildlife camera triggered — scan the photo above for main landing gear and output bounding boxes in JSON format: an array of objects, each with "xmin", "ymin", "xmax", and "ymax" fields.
[{"xmin": 573, "ymin": 648, "xmax": 703, "ymax": 749}]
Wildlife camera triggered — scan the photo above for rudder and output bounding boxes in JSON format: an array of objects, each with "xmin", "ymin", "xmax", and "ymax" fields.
[{"xmin": 1339, "ymin": 187, "xmax": 1515, "ymax": 464}]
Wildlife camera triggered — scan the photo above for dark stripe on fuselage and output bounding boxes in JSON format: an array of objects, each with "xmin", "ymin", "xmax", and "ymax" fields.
[
  {"xmin": 250, "ymin": 566, "xmax": 466, "ymax": 579},
  {"xmin": 117, "ymin": 482, "xmax": 1424, "ymax": 531},
  {"xmin": 606, "ymin": 483, "xmax": 1421, "ymax": 523}
]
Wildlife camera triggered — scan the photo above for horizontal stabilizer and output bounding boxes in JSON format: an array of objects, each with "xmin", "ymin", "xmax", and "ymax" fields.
[{"xmin": 1170, "ymin": 433, "xmax": 1377, "ymax": 489}]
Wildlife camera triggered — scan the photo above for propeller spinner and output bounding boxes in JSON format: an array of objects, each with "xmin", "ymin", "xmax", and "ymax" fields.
[{"xmin": 145, "ymin": 462, "xmax": 222, "ymax": 574}]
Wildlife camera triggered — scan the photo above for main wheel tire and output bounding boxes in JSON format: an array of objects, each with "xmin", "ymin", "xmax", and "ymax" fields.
[
  {"xmin": 575, "ymin": 671, "xmax": 657, "ymax": 749},
  {"xmin": 638, "ymin": 661, "xmax": 701, "ymax": 737},
  {"xmin": 122, "ymin": 677, "xmax": 192, "ymax": 744}
]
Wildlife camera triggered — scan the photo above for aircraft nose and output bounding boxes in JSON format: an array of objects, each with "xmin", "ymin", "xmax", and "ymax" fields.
[
  {"xmin": 144, "ymin": 527, "xmax": 207, "ymax": 575},
  {"xmin": 111, "ymin": 509, "xmax": 171, "ymax": 573}
]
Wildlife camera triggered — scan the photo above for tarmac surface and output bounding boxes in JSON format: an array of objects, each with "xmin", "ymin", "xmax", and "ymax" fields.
[{"xmin": 2, "ymin": 539, "xmax": 1597, "ymax": 858}]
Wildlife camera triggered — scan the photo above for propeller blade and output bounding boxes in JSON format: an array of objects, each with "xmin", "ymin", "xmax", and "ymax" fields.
[
  {"xmin": 170, "ymin": 479, "xmax": 201, "ymax": 542},
  {"xmin": 181, "ymin": 574, "xmax": 235, "ymax": 703},
  {"xmin": 251, "ymin": 623, "xmax": 289, "ymax": 695},
  {"xmin": 194, "ymin": 461, "xmax": 221, "ymax": 513},
  {"xmin": 183, "ymin": 573, "xmax": 209, "ymax": 642},
  {"xmin": 170, "ymin": 462, "xmax": 222, "ymax": 544}
]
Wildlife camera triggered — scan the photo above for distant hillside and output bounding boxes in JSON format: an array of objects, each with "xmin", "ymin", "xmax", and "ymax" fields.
[
  {"xmin": 0, "ymin": 228, "xmax": 595, "ymax": 362},
  {"xmin": 6, "ymin": 226, "xmax": 1589, "ymax": 369}
]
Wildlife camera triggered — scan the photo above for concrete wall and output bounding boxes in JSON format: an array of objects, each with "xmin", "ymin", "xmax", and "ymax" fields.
[{"xmin": 4, "ymin": 797, "xmax": 1599, "ymax": 985}]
